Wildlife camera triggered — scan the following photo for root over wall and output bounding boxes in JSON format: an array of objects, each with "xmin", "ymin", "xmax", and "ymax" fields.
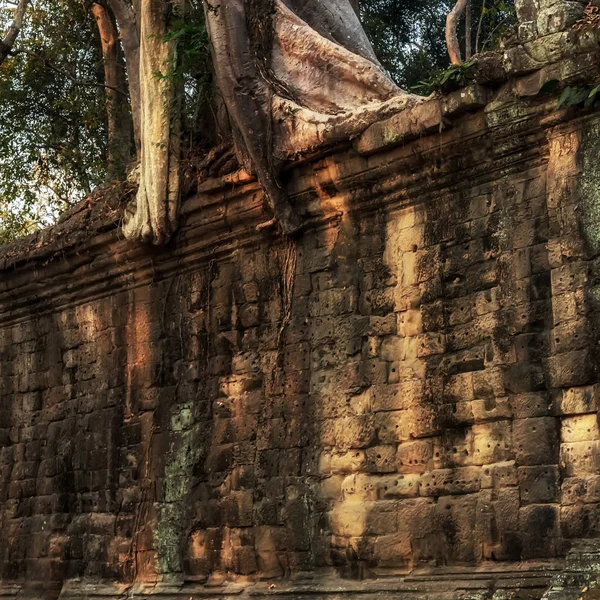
[{"xmin": 2, "ymin": 59, "xmax": 600, "ymax": 599}]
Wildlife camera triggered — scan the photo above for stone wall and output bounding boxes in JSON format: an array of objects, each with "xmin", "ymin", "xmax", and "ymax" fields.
[{"xmin": 3, "ymin": 20, "xmax": 600, "ymax": 598}]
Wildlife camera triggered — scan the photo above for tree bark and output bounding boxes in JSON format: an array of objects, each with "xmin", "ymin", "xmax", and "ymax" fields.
[
  {"xmin": 122, "ymin": 0, "xmax": 183, "ymax": 245},
  {"xmin": 108, "ymin": 0, "xmax": 141, "ymax": 154},
  {"xmin": 465, "ymin": 0, "xmax": 471, "ymax": 59},
  {"xmin": 91, "ymin": 2, "xmax": 133, "ymax": 180},
  {"xmin": 124, "ymin": 0, "xmax": 419, "ymax": 242},
  {"xmin": 0, "ymin": 0, "xmax": 29, "ymax": 66},
  {"xmin": 204, "ymin": 0, "xmax": 417, "ymax": 234},
  {"xmin": 446, "ymin": 0, "xmax": 469, "ymax": 65}
]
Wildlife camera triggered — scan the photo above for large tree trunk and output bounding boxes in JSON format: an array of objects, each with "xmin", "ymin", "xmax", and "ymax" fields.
[
  {"xmin": 91, "ymin": 2, "xmax": 133, "ymax": 180},
  {"xmin": 124, "ymin": 0, "xmax": 418, "ymax": 242},
  {"xmin": 122, "ymin": 0, "xmax": 183, "ymax": 244},
  {"xmin": 0, "ymin": 0, "xmax": 29, "ymax": 66},
  {"xmin": 108, "ymin": 0, "xmax": 141, "ymax": 154},
  {"xmin": 204, "ymin": 0, "xmax": 418, "ymax": 234}
]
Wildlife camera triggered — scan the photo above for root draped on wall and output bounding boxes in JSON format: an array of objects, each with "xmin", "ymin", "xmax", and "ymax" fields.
[{"xmin": 124, "ymin": 0, "xmax": 417, "ymax": 243}]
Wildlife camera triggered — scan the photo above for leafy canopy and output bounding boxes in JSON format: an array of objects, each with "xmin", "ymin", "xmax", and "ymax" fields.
[
  {"xmin": 0, "ymin": 0, "xmax": 515, "ymax": 243},
  {"xmin": 0, "ymin": 0, "xmax": 108, "ymax": 243}
]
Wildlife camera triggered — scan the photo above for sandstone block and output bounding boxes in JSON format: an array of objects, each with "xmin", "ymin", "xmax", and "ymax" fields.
[
  {"xmin": 480, "ymin": 461, "xmax": 518, "ymax": 489},
  {"xmin": 510, "ymin": 392, "xmax": 550, "ymax": 418},
  {"xmin": 375, "ymin": 411, "xmax": 411, "ymax": 444},
  {"xmin": 330, "ymin": 450, "xmax": 367, "ymax": 474},
  {"xmin": 518, "ymin": 465, "xmax": 560, "ymax": 504},
  {"xmin": 420, "ymin": 467, "xmax": 481, "ymax": 497},
  {"xmin": 365, "ymin": 445, "xmax": 397, "ymax": 474},
  {"xmin": 561, "ymin": 413, "xmax": 600, "ymax": 443},
  {"xmin": 519, "ymin": 504, "xmax": 561, "ymax": 558},
  {"xmin": 329, "ymin": 502, "xmax": 368, "ymax": 537},
  {"xmin": 553, "ymin": 384, "xmax": 600, "ymax": 415},
  {"xmin": 371, "ymin": 533, "xmax": 412, "ymax": 568},
  {"xmin": 561, "ymin": 475, "xmax": 600, "ymax": 505},
  {"xmin": 397, "ymin": 440, "xmax": 434, "ymax": 473},
  {"xmin": 561, "ymin": 503, "xmax": 600, "ymax": 539},
  {"xmin": 560, "ymin": 440, "xmax": 600, "ymax": 476},
  {"xmin": 472, "ymin": 422, "xmax": 513, "ymax": 465},
  {"xmin": 513, "ymin": 417, "xmax": 559, "ymax": 466},
  {"xmin": 473, "ymin": 368, "xmax": 505, "ymax": 399},
  {"xmin": 334, "ymin": 416, "xmax": 376, "ymax": 449},
  {"xmin": 472, "ymin": 397, "xmax": 512, "ymax": 422}
]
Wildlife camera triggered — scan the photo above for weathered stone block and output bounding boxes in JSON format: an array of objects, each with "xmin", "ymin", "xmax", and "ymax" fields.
[
  {"xmin": 365, "ymin": 445, "xmax": 397, "ymax": 473},
  {"xmin": 560, "ymin": 440, "xmax": 600, "ymax": 476},
  {"xmin": 553, "ymin": 384, "xmax": 600, "ymax": 415},
  {"xmin": 375, "ymin": 411, "xmax": 411, "ymax": 444},
  {"xmin": 561, "ymin": 503, "xmax": 600, "ymax": 538},
  {"xmin": 513, "ymin": 417, "xmax": 559, "ymax": 466},
  {"xmin": 480, "ymin": 461, "xmax": 518, "ymax": 489},
  {"xmin": 472, "ymin": 422, "xmax": 513, "ymax": 465},
  {"xmin": 397, "ymin": 440, "xmax": 433, "ymax": 473},
  {"xmin": 420, "ymin": 467, "xmax": 481, "ymax": 497},
  {"xmin": 510, "ymin": 392, "xmax": 550, "ymax": 419},
  {"xmin": 518, "ymin": 504, "xmax": 562, "ymax": 558},
  {"xmin": 561, "ymin": 475, "xmax": 600, "ymax": 505},
  {"xmin": 562, "ymin": 414, "xmax": 600, "ymax": 443},
  {"xmin": 518, "ymin": 465, "xmax": 560, "ymax": 504}
]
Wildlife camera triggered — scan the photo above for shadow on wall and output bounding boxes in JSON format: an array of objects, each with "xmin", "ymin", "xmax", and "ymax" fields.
[{"xmin": 6, "ymin": 114, "xmax": 600, "ymax": 590}]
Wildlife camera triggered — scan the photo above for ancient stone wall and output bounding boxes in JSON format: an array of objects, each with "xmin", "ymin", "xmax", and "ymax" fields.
[{"xmin": 3, "ymin": 28, "xmax": 600, "ymax": 598}]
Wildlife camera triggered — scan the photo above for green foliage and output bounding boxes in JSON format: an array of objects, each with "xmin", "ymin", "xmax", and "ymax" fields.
[
  {"xmin": 361, "ymin": 0, "xmax": 453, "ymax": 89},
  {"xmin": 0, "ymin": 0, "xmax": 107, "ymax": 243},
  {"xmin": 153, "ymin": 0, "xmax": 213, "ymax": 143},
  {"xmin": 362, "ymin": 0, "xmax": 515, "ymax": 89},
  {"xmin": 411, "ymin": 59, "xmax": 477, "ymax": 95},
  {"xmin": 557, "ymin": 84, "xmax": 600, "ymax": 109},
  {"xmin": 475, "ymin": 0, "xmax": 515, "ymax": 53}
]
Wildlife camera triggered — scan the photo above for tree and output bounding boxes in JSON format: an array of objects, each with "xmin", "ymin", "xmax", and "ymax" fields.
[
  {"xmin": 0, "ymin": 0, "xmax": 108, "ymax": 241},
  {"xmin": 0, "ymin": 0, "xmax": 516, "ymax": 244},
  {"xmin": 0, "ymin": 0, "xmax": 29, "ymax": 65},
  {"xmin": 123, "ymin": 0, "xmax": 419, "ymax": 243},
  {"xmin": 447, "ymin": 0, "xmax": 469, "ymax": 64},
  {"xmin": 361, "ymin": 0, "xmax": 453, "ymax": 88},
  {"xmin": 90, "ymin": 1, "xmax": 132, "ymax": 179}
]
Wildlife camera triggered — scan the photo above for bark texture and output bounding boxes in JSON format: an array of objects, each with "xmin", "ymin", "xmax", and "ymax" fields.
[
  {"xmin": 122, "ymin": 0, "xmax": 183, "ymax": 245},
  {"xmin": 108, "ymin": 0, "xmax": 141, "ymax": 153},
  {"xmin": 125, "ymin": 0, "xmax": 416, "ymax": 242},
  {"xmin": 91, "ymin": 2, "xmax": 132, "ymax": 180},
  {"xmin": 447, "ymin": 0, "xmax": 469, "ymax": 64},
  {"xmin": 0, "ymin": 0, "xmax": 29, "ymax": 66},
  {"xmin": 204, "ymin": 0, "xmax": 418, "ymax": 234}
]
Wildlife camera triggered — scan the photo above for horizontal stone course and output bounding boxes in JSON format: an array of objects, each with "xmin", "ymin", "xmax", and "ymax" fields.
[{"xmin": 2, "ymin": 32, "xmax": 600, "ymax": 597}]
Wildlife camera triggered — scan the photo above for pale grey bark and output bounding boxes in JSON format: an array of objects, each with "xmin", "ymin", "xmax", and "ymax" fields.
[
  {"xmin": 122, "ymin": 0, "xmax": 183, "ymax": 244},
  {"xmin": 124, "ymin": 0, "xmax": 418, "ymax": 242},
  {"xmin": 0, "ymin": 0, "xmax": 29, "ymax": 65},
  {"xmin": 204, "ymin": 0, "xmax": 417, "ymax": 234}
]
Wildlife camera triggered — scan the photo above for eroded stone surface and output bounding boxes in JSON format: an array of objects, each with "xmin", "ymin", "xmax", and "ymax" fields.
[{"xmin": 2, "ymin": 10, "xmax": 600, "ymax": 597}]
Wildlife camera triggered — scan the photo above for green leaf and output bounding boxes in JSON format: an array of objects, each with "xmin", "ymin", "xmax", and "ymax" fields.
[{"xmin": 557, "ymin": 87, "xmax": 571, "ymax": 109}]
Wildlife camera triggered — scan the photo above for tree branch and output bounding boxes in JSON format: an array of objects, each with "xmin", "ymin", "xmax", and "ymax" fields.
[
  {"xmin": 0, "ymin": 0, "xmax": 30, "ymax": 66},
  {"xmin": 475, "ymin": 0, "xmax": 486, "ymax": 54},
  {"xmin": 9, "ymin": 48, "xmax": 128, "ymax": 95},
  {"xmin": 446, "ymin": 0, "xmax": 468, "ymax": 65}
]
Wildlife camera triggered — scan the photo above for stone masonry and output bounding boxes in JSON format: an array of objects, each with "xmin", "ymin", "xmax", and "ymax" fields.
[{"xmin": 3, "ymin": 2, "xmax": 600, "ymax": 598}]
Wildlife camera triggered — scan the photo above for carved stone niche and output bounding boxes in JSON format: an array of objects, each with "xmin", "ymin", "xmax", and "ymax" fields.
[{"xmin": 515, "ymin": 0, "xmax": 587, "ymax": 41}]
